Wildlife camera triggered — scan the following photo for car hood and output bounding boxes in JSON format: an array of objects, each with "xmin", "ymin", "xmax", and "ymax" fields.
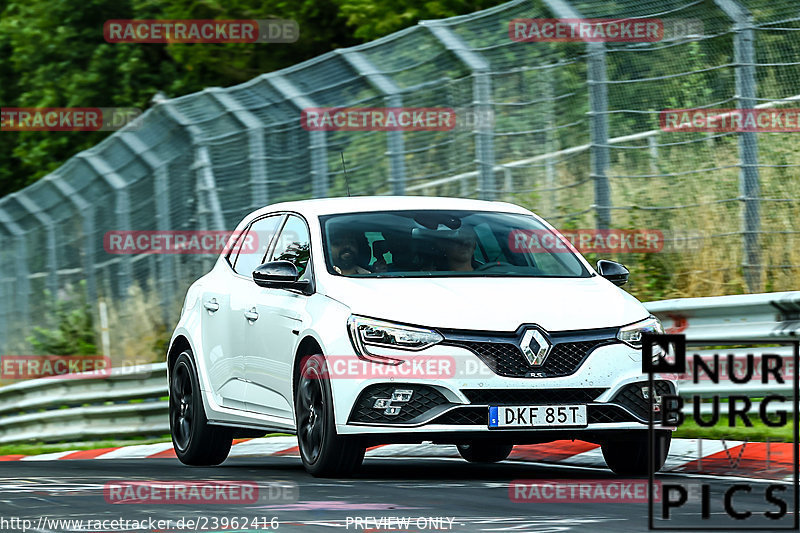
[{"xmin": 322, "ymin": 275, "xmax": 648, "ymax": 332}]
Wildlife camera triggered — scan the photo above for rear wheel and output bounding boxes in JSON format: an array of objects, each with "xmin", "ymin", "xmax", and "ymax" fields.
[
  {"xmin": 295, "ymin": 355, "xmax": 365, "ymax": 477},
  {"xmin": 170, "ymin": 351, "xmax": 233, "ymax": 466},
  {"xmin": 602, "ymin": 430, "xmax": 671, "ymax": 476},
  {"xmin": 457, "ymin": 443, "xmax": 514, "ymax": 463}
]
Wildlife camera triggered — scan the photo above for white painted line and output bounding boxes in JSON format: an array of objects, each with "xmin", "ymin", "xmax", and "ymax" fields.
[
  {"xmin": 228, "ymin": 436, "xmax": 298, "ymax": 457},
  {"xmin": 20, "ymin": 451, "xmax": 74, "ymax": 461},
  {"xmin": 366, "ymin": 443, "xmax": 459, "ymax": 458},
  {"xmin": 96, "ymin": 442, "xmax": 174, "ymax": 459}
]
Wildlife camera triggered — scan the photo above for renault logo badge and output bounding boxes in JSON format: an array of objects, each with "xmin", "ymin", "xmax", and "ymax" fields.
[{"xmin": 520, "ymin": 329, "xmax": 551, "ymax": 366}]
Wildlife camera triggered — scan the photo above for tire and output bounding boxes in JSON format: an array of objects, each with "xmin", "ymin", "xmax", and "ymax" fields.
[
  {"xmin": 169, "ymin": 351, "xmax": 233, "ymax": 466},
  {"xmin": 295, "ymin": 355, "xmax": 365, "ymax": 477},
  {"xmin": 457, "ymin": 443, "xmax": 514, "ymax": 463},
  {"xmin": 602, "ymin": 430, "xmax": 671, "ymax": 476}
]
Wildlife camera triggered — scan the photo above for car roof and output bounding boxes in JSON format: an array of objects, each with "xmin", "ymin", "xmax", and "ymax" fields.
[{"xmin": 249, "ymin": 196, "xmax": 533, "ymax": 219}]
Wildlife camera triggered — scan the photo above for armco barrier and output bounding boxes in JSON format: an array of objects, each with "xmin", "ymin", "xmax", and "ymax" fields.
[
  {"xmin": 0, "ymin": 292, "xmax": 797, "ymax": 444},
  {"xmin": 0, "ymin": 363, "xmax": 168, "ymax": 444}
]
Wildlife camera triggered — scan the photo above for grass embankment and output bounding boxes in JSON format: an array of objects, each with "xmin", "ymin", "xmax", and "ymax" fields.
[
  {"xmin": 0, "ymin": 433, "xmax": 293, "ymax": 456},
  {"xmin": 674, "ymin": 415, "xmax": 795, "ymax": 442}
]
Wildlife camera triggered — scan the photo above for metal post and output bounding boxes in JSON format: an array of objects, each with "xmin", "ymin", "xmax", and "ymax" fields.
[
  {"xmin": 648, "ymin": 135, "xmax": 659, "ymax": 176},
  {"xmin": 118, "ymin": 131, "xmax": 179, "ymax": 324},
  {"xmin": 715, "ymin": 0, "xmax": 761, "ymax": 292},
  {"xmin": 47, "ymin": 177, "xmax": 98, "ymax": 307},
  {"xmin": 0, "ymin": 236, "xmax": 9, "ymax": 353},
  {"xmin": 424, "ymin": 22, "xmax": 495, "ymax": 200},
  {"xmin": 207, "ymin": 89, "xmax": 269, "ymax": 208},
  {"xmin": 543, "ymin": 70, "xmax": 558, "ymax": 215},
  {"xmin": 78, "ymin": 153, "xmax": 133, "ymax": 299},
  {"xmin": 0, "ymin": 207, "xmax": 30, "ymax": 330},
  {"xmin": 268, "ymin": 74, "xmax": 329, "ymax": 198},
  {"xmin": 543, "ymin": 0, "xmax": 610, "ymax": 228},
  {"xmin": 588, "ymin": 42, "xmax": 611, "ymax": 229},
  {"xmin": 338, "ymin": 49, "xmax": 407, "ymax": 195},
  {"xmin": 158, "ymin": 100, "xmax": 227, "ymax": 276},
  {"xmin": 13, "ymin": 192, "xmax": 59, "ymax": 299}
]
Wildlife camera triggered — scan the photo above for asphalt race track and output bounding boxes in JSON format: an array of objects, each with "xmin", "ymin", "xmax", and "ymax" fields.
[{"xmin": 0, "ymin": 453, "xmax": 794, "ymax": 533}]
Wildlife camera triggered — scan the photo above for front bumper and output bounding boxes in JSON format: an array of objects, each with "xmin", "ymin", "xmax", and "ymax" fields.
[{"xmin": 328, "ymin": 330, "xmax": 679, "ymax": 437}]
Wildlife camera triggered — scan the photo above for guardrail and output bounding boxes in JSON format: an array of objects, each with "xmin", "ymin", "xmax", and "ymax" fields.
[
  {"xmin": 0, "ymin": 363, "xmax": 168, "ymax": 445},
  {"xmin": 646, "ymin": 292, "xmax": 799, "ymax": 418},
  {"xmin": 0, "ymin": 292, "xmax": 797, "ymax": 444}
]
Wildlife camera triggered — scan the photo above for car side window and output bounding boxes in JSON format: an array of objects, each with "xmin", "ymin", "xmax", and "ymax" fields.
[
  {"xmin": 233, "ymin": 215, "xmax": 282, "ymax": 276},
  {"xmin": 268, "ymin": 215, "xmax": 311, "ymax": 277}
]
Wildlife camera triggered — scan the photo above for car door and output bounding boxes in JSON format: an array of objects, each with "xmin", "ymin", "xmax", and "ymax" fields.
[
  {"xmin": 200, "ymin": 229, "xmax": 252, "ymax": 410},
  {"xmin": 244, "ymin": 214, "xmax": 312, "ymax": 417},
  {"xmin": 227, "ymin": 214, "xmax": 284, "ymax": 410}
]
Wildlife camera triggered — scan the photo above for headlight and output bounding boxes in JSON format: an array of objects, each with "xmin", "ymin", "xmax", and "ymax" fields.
[
  {"xmin": 617, "ymin": 316, "xmax": 664, "ymax": 349},
  {"xmin": 347, "ymin": 315, "xmax": 443, "ymax": 364}
]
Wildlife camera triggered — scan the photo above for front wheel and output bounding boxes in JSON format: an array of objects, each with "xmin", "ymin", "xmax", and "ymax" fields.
[
  {"xmin": 457, "ymin": 443, "xmax": 514, "ymax": 463},
  {"xmin": 169, "ymin": 351, "xmax": 233, "ymax": 466},
  {"xmin": 602, "ymin": 431, "xmax": 671, "ymax": 476},
  {"xmin": 295, "ymin": 355, "xmax": 365, "ymax": 477}
]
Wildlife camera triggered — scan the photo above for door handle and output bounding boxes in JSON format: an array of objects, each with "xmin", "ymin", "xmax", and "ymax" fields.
[
  {"xmin": 203, "ymin": 298, "xmax": 220, "ymax": 312},
  {"xmin": 244, "ymin": 307, "xmax": 259, "ymax": 322}
]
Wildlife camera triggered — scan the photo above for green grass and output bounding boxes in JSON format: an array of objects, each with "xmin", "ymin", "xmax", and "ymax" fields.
[
  {"xmin": 0, "ymin": 436, "xmax": 173, "ymax": 456},
  {"xmin": 674, "ymin": 415, "xmax": 794, "ymax": 442},
  {"xmin": 0, "ymin": 433, "xmax": 293, "ymax": 456}
]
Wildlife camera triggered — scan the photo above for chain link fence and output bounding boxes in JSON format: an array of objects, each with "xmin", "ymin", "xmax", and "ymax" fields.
[{"xmin": 1, "ymin": 0, "xmax": 799, "ymax": 354}]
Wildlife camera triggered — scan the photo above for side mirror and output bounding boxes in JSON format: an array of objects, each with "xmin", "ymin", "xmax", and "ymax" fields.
[
  {"xmin": 253, "ymin": 261, "xmax": 311, "ymax": 292},
  {"xmin": 596, "ymin": 259, "xmax": 629, "ymax": 286}
]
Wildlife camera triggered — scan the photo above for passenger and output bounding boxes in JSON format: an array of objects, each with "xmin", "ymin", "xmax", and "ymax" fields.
[
  {"xmin": 384, "ymin": 229, "xmax": 417, "ymax": 272},
  {"xmin": 441, "ymin": 226, "xmax": 477, "ymax": 272}
]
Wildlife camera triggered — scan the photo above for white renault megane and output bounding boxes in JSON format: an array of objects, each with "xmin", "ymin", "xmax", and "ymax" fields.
[{"xmin": 167, "ymin": 196, "xmax": 676, "ymax": 477}]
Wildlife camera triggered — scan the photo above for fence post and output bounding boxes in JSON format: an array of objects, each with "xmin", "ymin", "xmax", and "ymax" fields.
[
  {"xmin": 543, "ymin": 70, "xmax": 558, "ymax": 214},
  {"xmin": 424, "ymin": 22, "xmax": 495, "ymax": 200},
  {"xmin": 542, "ymin": 0, "xmax": 610, "ymax": 229},
  {"xmin": 78, "ymin": 153, "xmax": 133, "ymax": 299},
  {"xmin": 0, "ymin": 207, "xmax": 29, "ymax": 334},
  {"xmin": 47, "ymin": 177, "xmax": 97, "ymax": 308},
  {"xmin": 268, "ymin": 74, "xmax": 329, "ymax": 198},
  {"xmin": 715, "ymin": 0, "xmax": 761, "ymax": 292},
  {"xmin": 159, "ymin": 101, "xmax": 227, "ymax": 274},
  {"xmin": 338, "ymin": 49, "xmax": 407, "ymax": 195},
  {"xmin": 0, "ymin": 236, "xmax": 8, "ymax": 353},
  {"xmin": 13, "ymin": 192, "xmax": 59, "ymax": 299},
  {"xmin": 118, "ymin": 131, "xmax": 178, "ymax": 325},
  {"xmin": 207, "ymin": 89, "xmax": 270, "ymax": 209}
]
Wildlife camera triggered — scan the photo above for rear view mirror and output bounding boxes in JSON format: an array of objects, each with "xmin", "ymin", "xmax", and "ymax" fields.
[{"xmin": 596, "ymin": 259, "xmax": 629, "ymax": 286}]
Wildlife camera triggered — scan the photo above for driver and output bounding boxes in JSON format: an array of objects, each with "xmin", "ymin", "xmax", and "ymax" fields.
[
  {"xmin": 441, "ymin": 226, "xmax": 477, "ymax": 272},
  {"xmin": 329, "ymin": 228, "xmax": 370, "ymax": 275}
]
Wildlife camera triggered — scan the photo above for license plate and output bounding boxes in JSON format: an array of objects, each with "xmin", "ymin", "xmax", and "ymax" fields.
[{"xmin": 488, "ymin": 405, "xmax": 587, "ymax": 428}]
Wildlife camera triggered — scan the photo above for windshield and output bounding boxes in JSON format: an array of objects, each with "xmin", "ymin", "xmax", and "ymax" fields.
[{"xmin": 319, "ymin": 210, "xmax": 591, "ymax": 278}]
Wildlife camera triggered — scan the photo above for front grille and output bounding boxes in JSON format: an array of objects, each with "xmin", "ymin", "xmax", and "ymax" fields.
[
  {"xmin": 433, "ymin": 404, "xmax": 644, "ymax": 426},
  {"xmin": 433, "ymin": 407, "xmax": 486, "ymax": 425},
  {"xmin": 611, "ymin": 381, "xmax": 677, "ymax": 422},
  {"xmin": 461, "ymin": 388, "xmax": 606, "ymax": 405},
  {"xmin": 443, "ymin": 337, "xmax": 616, "ymax": 378},
  {"xmin": 588, "ymin": 405, "xmax": 640, "ymax": 424},
  {"xmin": 348, "ymin": 384, "xmax": 450, "ymax": 424}
]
